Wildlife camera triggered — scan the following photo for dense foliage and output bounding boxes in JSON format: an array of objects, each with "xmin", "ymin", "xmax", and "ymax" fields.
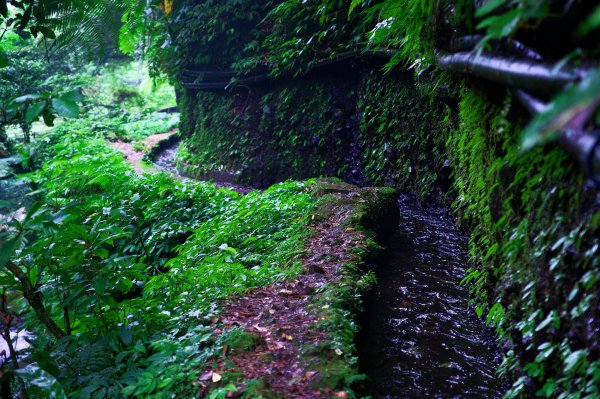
[
  {"xmin": 169, "ymin": 1, "xmax": 600, "ymax": 398},
  {"xmin": 1, "ymin": 126, "xmax": 315, "ymax": 398},
  {"xmin": 0, "ymin": 51, "xmax": 319, "ymax": 397},
  {"xmin": 3, "ymin": 0, "xmax": 600, "ymax": 398}
]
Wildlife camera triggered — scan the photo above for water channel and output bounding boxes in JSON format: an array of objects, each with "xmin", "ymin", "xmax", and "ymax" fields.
[{"xmin": 358, "ymin": 196, "xmax": 502, "ymax": 398}]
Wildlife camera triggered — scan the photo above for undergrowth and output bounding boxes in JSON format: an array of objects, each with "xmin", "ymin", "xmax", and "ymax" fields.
[{"xmin": 1, "ymin": 108, "xmax": 315, "ymax": 398}]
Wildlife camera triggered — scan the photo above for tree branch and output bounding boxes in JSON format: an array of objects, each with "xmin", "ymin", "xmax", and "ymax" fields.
[{"xmin": 4, "ymin": 261, "xmax": 66, "ymax": 339}]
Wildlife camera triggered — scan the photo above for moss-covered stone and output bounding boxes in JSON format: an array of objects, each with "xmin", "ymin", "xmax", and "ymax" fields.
[
  {"xmin": 357, "ymin": 70, "xmax": 452, "ymax": 200},
  {"xmin": 177, "ymin": 75, "xmax": 361, "ymax": 187}
]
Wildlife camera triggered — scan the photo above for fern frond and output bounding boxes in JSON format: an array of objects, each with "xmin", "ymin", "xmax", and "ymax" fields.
[{"xmin": 38, "ymin": 0, "xmax": 129, "ymax": 59}]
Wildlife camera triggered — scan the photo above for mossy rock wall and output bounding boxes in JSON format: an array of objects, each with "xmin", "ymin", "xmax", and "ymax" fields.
[
  {"xmin": 177, "ymin": 69, "xmax": 600, "ymax": 397},
  {"xmin": 177, "ymin": 71, "xmax": 362, "ymax": 187},
  {"xmin": 447, "ymin": 84, "xmax": 600, "ymax": 398},
  {"xmin": 357, "ymin": 70, "xmax": 452, "ymax": 200}
]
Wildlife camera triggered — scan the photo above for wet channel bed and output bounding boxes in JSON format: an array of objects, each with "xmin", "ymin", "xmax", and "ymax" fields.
[{"xmin": 358, "ymin": 196, "xmax": 502, "ymax": 399}]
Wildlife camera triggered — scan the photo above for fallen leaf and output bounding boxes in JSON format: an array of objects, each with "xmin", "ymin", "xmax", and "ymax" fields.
[
  {"xmin": 334, "ymin": 348, "xmax": 343, "ymax": 356},
  {"xmin": 334, "ymin": 391, "xmax": 348, "ymax": 398},
  {"xmin": 199, "ymin": 370, "xmax": 213, "ymax": 381},
  {"xmin": 253, "ymin": 324, "xmax": 268, "ymax": 333},
  {"xmin": 272, "ymin": 341, "xmax": 286, "ymax": 349},
  {"xmin": 305, "ymin": 371, "xmax": 317, "ymax": 379},
  {"xmin": 212, "ymin": 372, "xmax": 222, "ymax": 383}
]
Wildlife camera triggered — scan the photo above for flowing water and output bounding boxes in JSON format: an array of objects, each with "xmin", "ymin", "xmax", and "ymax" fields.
[
  {"xmin": 153, "ymin": 141, "xmax": 253, "ymax": 193},
  {"xmin": 152, "ymin": 140, "xmax": 179, "ymax": 173},
  {"xmin": 358, "ymin": 196, "xmax": 502, "ymax": 399}
]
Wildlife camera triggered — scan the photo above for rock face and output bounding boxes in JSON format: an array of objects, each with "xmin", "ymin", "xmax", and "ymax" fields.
[{"xmin": 177, "ymin": 67, "xmax": 449, "ymax": 193}]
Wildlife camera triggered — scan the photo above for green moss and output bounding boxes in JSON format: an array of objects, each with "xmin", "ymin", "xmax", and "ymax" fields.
[
  {"xmin": 177, "ymin": 79, "xmax": 358, "ymax": 186},
  {"xmin": 299, "ymin": 182, "xmax": 397, "ymax": 395},
  {"xmin": 357, "ymin": 70, "xmax": 451, "ymax": 199},
  {"xmin": 448, "ymin": 84, "xmax": 600, "ymax": 398},
  {"xmin": 221, "ymin": 328, "xmax": 265, "ymax": 354},
  {"xmin": 240, "ymin": 379, "xmax": 282, "ymax": 399}
]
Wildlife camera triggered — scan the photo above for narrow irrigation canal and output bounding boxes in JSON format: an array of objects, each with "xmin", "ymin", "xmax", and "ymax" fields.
[
  {"xmin": 359, "ymin": 197, "xmax": 501, "ymax": 398},
  {"xmin": 152, "ymin": 139, "xmax": 179, "ymax": 173}
]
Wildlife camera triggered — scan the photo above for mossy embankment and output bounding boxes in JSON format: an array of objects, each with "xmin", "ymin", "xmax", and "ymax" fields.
[
  {"xmin": 203, "ymin": 179, "xmax": 398, "ymax": 398},
  {"xmin": 176, "ymin": 68, "xmax": 600, "ymax": 396}
]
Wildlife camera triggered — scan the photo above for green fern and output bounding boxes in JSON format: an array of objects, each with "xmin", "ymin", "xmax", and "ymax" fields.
[{"xmin": 1, "ymin": 0, "xmax": 161, "ymax": 60}]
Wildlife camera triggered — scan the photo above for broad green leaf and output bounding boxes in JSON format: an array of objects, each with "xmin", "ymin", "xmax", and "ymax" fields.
[
  {"xmin": 535, "ymin": 311, "xmax": 555, "ymax": 332},
  {"xmin": 486, "ymin": 301, "xmax": 505, "ymax": 325},
  {"xmin": 13, "ymin": 94, "xmax": 42, "ymax": 103},
  {"xmin": 564, "ymin": 349, "xmax": 587, "ymax": 373},
  {"xmin": 475, "ymin": 0, "xmax": 506, "ymax": 18},
  {"xmin": 93, "ymin": 278, "xmax": 106, "ymax": 296},
  {"xmin": 51, "ymin": 98, "xmax": 79, "ymax": 118},
  {"xmin": 42, "ymin": 109, "xmax": 55, "ymax": 126},
  {"xmin": 94, "ymin": 247, "xmax": 109, "ymax": 259},
  {"xmin": 32, "ymin": 349, "xmax": 61, "ymax": 378},
  {"xmin": 59, "ymin": 90, "xmax": 84, "ymax": 103},
  {"xmin": 118, "ymin": 327, "xmax": 133, "ymax": 346},
  {"xmin": 26, "ymin": 101, "xmax": 46, "ymax": 123},
  {"xmin": 578, "ymin": 4, "xmax": 600, "ymax": 36},
  {"xmin": 535, "ymin": 342, "xmax": 556, "ymax": 362},
  {"xmin": 0, "ymin": 236, "xmax": 19, "ymax": 270},
  {"xmin": 521, "ymin": 69, "xmax": 600, "ymax": 150},
  {"xmin": 538, "ymin": 380, "xmax": 557, "ymax": 398},
  {"xmin": 15, "ymin": 364, "xmax": 67, "ymax": 399},
  {"xmin": 0, "ymin": 52, "xmax": 7, "ymax": 68},
  {"xmin": 477, "ymin": 8, "xmax": 522, "ymax": 39}
]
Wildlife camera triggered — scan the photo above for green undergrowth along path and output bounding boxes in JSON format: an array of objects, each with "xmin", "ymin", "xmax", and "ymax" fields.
[
  {"xmin": 20, "ymin": 61, "xmax": 179, "ymax": 172},
  {"xmin": 1, "ymin": 132, "xmax": 315, "ymax": 398}
]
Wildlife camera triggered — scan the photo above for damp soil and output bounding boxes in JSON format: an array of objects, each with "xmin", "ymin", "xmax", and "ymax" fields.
[{"xmin": 358, "ymin": 196, "xmax": 502, "ymax": 399}]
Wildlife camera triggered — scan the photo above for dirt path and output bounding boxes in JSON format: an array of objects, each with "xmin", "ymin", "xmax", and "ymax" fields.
[
  {"xmin": 108, "ymin": 130, "xmax": 176, "ymax": 173},
  {"xmin": 200, "ymin": 187, "xmax": 369, "ymax": 398}
]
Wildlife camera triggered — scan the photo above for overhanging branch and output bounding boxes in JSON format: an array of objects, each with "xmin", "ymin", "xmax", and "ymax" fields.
[
  {"xmin": 436, "ymin": 51, "xmax": 585, "ymax": 94},
  {"xmin": 4, "ymin": 261, "xmax": 66, "ymax": 339},
  {"xmin": 514, "ymin": 89, "xmax": 600, "ymax": 181}
]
